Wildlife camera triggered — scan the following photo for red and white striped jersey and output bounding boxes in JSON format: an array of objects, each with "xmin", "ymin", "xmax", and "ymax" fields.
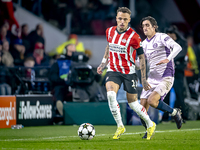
[{"xmin": 106, "ymin": 26, "xmax": 142, "ymax": 74}]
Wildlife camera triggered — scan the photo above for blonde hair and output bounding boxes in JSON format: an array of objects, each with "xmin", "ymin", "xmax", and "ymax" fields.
[{"xmin": 117, "ymin": 7, "xmax": 131, "ymax": 15}]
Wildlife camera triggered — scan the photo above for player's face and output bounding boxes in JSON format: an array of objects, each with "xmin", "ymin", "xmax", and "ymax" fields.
[
  {"xmin": 142, "ymin": 20, "xmax": 156, "ymax": 38},
  {"xmin": 116, "ymin": 12, "xmax": 131, "ymax": 32},
  {"xmin": 67, "ymin": 44, "xmax": 76, "ymax": 56}
]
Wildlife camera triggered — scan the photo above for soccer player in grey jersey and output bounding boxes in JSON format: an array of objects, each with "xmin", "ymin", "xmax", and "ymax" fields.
[{"xmin": 138, "ymin": 16, "xmax": 183, "ymax": 139}]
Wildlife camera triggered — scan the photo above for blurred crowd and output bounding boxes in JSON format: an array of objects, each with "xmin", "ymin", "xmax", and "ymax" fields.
[
  {"xmin": 11, "ymin": 0, "xmax": 119, "ymax": 34},
  {"xmin": 0, "ymin": 0, "xmax": 105, "ymax": 119},
  {"xmin": 11, "ymin": 0, "xmax": 174, "ymax": 36}
]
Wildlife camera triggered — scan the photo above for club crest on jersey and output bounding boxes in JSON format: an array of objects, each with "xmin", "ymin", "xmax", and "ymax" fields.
[
  {"xmin": 122, "ymin": 39, "xmax": 127, "ymax": 43},
  {"xmin": 153, "ymin": 43, "xmax": 158, "ymax": 48},
  {"xmin": 108, "ymin": 35, "xmax": 112, "ymax": 40}
]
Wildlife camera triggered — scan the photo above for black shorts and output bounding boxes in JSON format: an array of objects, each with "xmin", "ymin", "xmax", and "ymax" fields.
[{"xmin": 105, "ymin": 71, "xmax": 138, "ymax": 94}]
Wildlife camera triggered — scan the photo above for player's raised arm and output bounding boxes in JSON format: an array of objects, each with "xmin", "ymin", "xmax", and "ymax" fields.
[
  {"xmin": 138, "ymin": 53, "xmax": 151, "ymax": 91},
  {"xmin": 156, "ymin": 34, "xmax": 182, "ymax": 65},
  {"xmin": 166, "ymin": 41, "xmax": 182, "ymax": 62},
  {"xmin": 97, "ymin": 44, "xmax": 109, "ymax": 74}
]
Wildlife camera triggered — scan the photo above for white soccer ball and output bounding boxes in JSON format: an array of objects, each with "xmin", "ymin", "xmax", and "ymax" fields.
[{"xmin": 77, "ymin": 123, "xmax": 95, "ymax": 140}]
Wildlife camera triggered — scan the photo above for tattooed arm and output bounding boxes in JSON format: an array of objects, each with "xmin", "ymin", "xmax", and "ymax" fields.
[
  {"xmin": 97, "ymin": 44, "xmax": 109, "ymax": 74},
  {"xmin": 138, "ymin": 54, "xmax": 151, "ymax": 91}
]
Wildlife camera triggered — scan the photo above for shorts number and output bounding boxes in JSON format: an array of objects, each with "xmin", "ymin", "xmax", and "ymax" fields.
[{"xmin": 131, "ymin": 80, "xmax": 137, "ymax": 89}]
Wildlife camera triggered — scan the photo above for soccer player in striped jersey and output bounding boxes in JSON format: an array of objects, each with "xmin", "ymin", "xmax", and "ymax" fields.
[
  {"xmin": 138, "ymin": 16, "xmax": 183, "ymax": 139},
  {"xmin": 97, "ymin": 7, "xmax": 156, "ymax": 140}
]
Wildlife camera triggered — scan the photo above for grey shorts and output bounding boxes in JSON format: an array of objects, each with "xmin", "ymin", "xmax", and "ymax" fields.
[{"xmin": 140, "ymin": 77, "xmax": 174, "ymax": 101}]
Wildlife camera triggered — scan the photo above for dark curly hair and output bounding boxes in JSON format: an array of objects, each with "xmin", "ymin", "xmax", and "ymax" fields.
[{"xmin": 140, "ymin": 16, "xmax": 159, "ymax": 32}]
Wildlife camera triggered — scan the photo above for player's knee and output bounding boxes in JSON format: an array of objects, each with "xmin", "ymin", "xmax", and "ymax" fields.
[
  {"xmin": 107, "ymin": 91, "xmax": 116, "ymax": 102},
  {"xmin": 147, "ymin": 98, "xmax": 159, "ymax": 108},
  {"xmin": 147, "ymin": 97, "xmax": 154, "ymax": 106}
]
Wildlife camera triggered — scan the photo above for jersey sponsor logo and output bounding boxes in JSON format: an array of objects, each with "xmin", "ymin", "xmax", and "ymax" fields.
[
  {"xmin": 109, "ymin": 44, "xmax": 126, "ymax": 53},
  {"xmin": 153, "ymin": 43, "xmax": 158, "ymax": 48},
  {"xmin": 164, "ymin": 36, "xmax": 170, "ymax": 41},
  {"xmin": 146, "ymin": 50, "xmax": 159, "ymax": 58}
]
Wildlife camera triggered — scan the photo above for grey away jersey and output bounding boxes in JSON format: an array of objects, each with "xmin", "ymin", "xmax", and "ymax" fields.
[{"xmin": 142, "ymin": 33, "xmax": 177, "ymax": 83}]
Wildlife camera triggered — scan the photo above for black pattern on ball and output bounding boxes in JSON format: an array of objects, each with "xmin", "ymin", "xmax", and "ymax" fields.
[{"xmin": 77, "ymin": 123, "xmax": 95, "ymax": 140}]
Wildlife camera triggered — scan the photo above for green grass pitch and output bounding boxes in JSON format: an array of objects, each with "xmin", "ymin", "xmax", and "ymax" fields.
[{"xmin": 0, "ymin": 121, "xmax": 200, "ymax": 150}]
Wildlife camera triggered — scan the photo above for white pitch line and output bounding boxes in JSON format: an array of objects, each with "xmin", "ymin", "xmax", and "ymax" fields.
[
  {"xmin": 1, "ymin": 128, "xmax": 200, "ymax": 142},
  {"xmin": 123, "ymin": 128, "xmax": 200, "ymax": 135}
]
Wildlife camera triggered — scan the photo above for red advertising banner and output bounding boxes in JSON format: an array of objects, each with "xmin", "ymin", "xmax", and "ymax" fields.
[{"xmin": 0, "ymin": 96, "xmax": 16, "ymax": 128}]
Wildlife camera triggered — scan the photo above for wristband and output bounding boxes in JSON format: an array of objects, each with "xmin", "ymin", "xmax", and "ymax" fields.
[{"xmin": 102, "ymin": 58, "xmax": 107, "ymax": 63}]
